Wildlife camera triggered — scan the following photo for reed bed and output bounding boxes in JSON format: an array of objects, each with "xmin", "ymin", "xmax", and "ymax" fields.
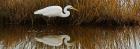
[{"xmin": 0, "ymin": 0, "xmax": 140, "ymax": 25}]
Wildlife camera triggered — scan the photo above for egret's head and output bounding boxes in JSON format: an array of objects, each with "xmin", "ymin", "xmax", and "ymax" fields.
[{"xmin": 66, "ymin": 5, "xmax": 78, "ymax": 11}]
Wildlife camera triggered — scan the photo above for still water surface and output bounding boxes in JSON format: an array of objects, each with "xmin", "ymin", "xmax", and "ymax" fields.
[{"xmin": 0, "ymin": 25, "xmax": 140, "ymax": 49}]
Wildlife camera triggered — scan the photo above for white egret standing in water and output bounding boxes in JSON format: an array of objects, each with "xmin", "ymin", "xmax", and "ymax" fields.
[
  {"xmin": 34, "ymin": 5, "xmax": 78, "ymax": 17},
  {"xmin": 34, "ymin": 35, "xmax": 74, "ymax": 49}
]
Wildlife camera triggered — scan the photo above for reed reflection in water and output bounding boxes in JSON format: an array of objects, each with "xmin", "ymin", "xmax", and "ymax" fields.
[{"xmin": 0, "ymin": 25, "xmax": 140, "ymax": 49}]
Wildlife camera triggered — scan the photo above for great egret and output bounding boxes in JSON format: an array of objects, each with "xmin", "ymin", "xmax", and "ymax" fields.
[
  {"xmin": 34, "ymin": 35, "xmax": 74, "ymax": 49},
  {"xmin": 34, "ymin": 5, "xmax": 78, "ymax": 17}
]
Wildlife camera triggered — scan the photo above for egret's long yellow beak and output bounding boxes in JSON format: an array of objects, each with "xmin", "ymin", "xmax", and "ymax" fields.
[{"xmin": 72, "ymin": 8, "xmax": 78, "ymax": 11}]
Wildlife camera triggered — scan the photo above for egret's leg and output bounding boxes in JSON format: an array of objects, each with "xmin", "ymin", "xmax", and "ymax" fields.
[{"xmin": 47, "ymin": 17, "xmax": 51, "ymax": 25}]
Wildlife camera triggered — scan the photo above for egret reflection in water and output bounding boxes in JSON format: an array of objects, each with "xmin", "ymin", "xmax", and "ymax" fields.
[
  {"xmin": 35, "ymin": 35, "xmax": 74, "ymax": 49},
  {"xmin": 0, "ymin": 25, "xmax": 140, "ymax": 49}
]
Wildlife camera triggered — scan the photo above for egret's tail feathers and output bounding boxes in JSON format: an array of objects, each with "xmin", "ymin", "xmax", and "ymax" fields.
[
  {"xmin": 34, "ymin": 11, "xmax": 39, "ymax": 14},
  {"xmin": 34, "ymin": 10, "xmax": 43, "ymax": 15}
]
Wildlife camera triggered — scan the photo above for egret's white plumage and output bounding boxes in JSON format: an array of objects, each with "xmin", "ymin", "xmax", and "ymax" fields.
[
  {"xmin": 34, "ymin": 35, "xmax": 74, "ymax": 47},
  {"xmin": 34, "ymin": 5, "xmax": 78, "ymax": 17}
]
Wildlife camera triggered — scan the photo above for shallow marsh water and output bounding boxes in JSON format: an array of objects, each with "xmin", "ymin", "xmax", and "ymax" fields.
[{"xmin": 0, "ymin": 25, "xmax": 140, "ymax": 49}]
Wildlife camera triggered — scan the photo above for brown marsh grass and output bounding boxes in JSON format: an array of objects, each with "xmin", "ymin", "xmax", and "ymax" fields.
[{"xmin": 0, "ymin": 0, "xmax": 140, "ymax": 25}]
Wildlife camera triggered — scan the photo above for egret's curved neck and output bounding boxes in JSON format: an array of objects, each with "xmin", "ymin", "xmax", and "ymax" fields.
[
  {"xmin": 61, "ymin": 6, "xmax": 70, "ymax": 17},
  {"xmin": 62, "ymin": 35, "xmax": 73, "ymax": 46}
]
